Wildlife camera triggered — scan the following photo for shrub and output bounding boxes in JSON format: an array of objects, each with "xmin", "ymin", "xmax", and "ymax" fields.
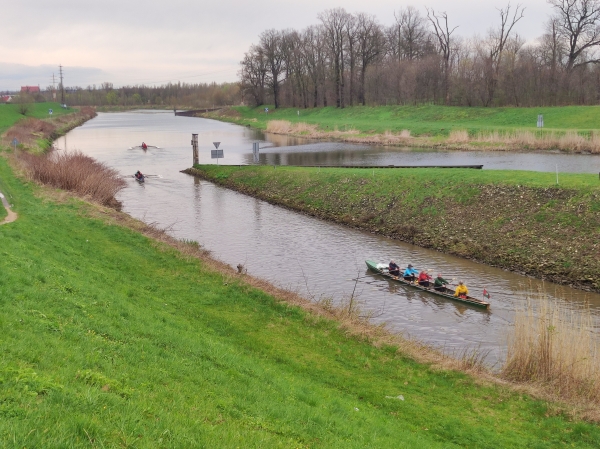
[{"xmin": 18, "ymin": 150, "xmax": 126, "ymax": 207}]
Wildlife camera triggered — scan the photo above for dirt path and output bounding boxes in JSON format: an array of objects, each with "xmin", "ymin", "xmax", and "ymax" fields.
[{"xmin": 0, "ymin": 191, "xmax": 17, "ymax": 225}]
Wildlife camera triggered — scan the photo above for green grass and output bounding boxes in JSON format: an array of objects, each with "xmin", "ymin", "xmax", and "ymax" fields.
[
  {"xmin": 0, "ymin": 102, "xmax": 74, "ymax": 134},
  {"xmin": 228, "ymin": 104, "xmax": 600, "ymax": 137},
  {"xmin": 2, "ymin": 159, "xmax": 600, "ymax": 447},
  {"xmin": 190, "ymin": 165, "xmax": 600, "ymax": 292}
]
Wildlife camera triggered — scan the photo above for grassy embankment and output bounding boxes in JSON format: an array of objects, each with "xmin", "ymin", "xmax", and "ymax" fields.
[
  {"xmin": 0, "ymin": 102, "xmax": 74, "ymax": 134},
  {"xmin": 0, "ymin": 196, "xmax": 6, "ymax": 221},
  {"xmin": 2, "ymin": 112, "xmax": 600, "ymax": 445},
  {"xmin": 1, "ymin": 102, "xmax": 96, "ymax": 152},
  {"xmin": 3, "ymin": 160, "xmax": 600, "ymax": 447},
  {"xmin": 204, "ymin": 104, "xmax": 600, "ymax": 152},
  {"xmin": 187, "ymin": 165, "xmax": 600, "ymax": 293}
]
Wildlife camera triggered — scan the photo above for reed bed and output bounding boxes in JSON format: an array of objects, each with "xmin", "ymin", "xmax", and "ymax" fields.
[
  {"xmin": 17, "ymin": 150, "xmax": 126, "ymax": 207},
  {"xmin": 502, "ymin": 292, "xmax": 600, "ymax": 405},
  {"xmin": 447, "ymin": 129, "xmax": 470, "ymax": 143},
  {"xmin": 474, "ymin": 129, "xmax": 600, "ymax": 152},
  {"xmin": 266, "ymin": 120, "xmax": 318, "ymax": 135}
]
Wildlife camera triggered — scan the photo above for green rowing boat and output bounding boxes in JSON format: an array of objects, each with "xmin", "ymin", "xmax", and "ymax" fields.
[{"xmin": 365, "ymin": 260, "xmax": 490, "ymax": 309}]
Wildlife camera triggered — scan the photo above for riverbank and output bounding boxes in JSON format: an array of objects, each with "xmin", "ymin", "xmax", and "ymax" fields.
[
  {"xmin": 201, "ymin": 105, "xmax": 600, "ymax": 153},
  {"xmin": 1, "ymin": 104, "xmax": 96, "ymax": 153},
  {"xmin": 185, "ymin": 165, "xmax": 600, "ymax": 293},
  {"xmin": 2, "ymin": 144, "xmax": 600, "ymax": 445}
]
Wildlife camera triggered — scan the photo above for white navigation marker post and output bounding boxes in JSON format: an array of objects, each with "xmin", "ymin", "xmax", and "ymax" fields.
[{"xmin": 211, "ymin": 142, "xmax": 223, "ymax": 165}]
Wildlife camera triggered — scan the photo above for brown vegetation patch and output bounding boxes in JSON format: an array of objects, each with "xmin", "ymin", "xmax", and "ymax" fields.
[
  {"xmin": 16, "ymin": 150, "xmax": 126, "ymax": 208},
  {"xmin": 502, "ymin": 292, "xmax": 600, "ymax": 411}
]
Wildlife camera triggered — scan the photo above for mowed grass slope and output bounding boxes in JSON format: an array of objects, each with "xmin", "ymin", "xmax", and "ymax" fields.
[
  {"xmin": 0, "ymin": 102, "xmax": 74, "ymax": 134},
  {"xmin": 189, "ymin": 165, "xmax": 600, "ymax": 291},
  {"xmin": 228, "ymin": 104, "xmax": 600, "ymax": 137},
  {"xmin": 0, "ymin": 193, "xmax": 6, "ymax": 221},
  {"xmin": 1, "ymin": 163, "xmax": 600, "ymax": 446}
]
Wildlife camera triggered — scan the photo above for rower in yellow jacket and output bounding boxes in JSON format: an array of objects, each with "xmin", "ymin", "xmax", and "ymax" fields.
[{"xmin": 454, "ymin": 281, "xmax": 469, "ymax": 298}]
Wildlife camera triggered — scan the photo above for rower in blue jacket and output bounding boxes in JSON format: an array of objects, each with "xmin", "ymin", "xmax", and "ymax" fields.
[{"xmin": 403, "ymin": 264, "xmax": 419, "ymax": 282}]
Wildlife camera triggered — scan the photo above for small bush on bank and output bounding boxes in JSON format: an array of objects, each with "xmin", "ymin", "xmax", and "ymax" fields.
[{"xmin": 18, "ymin": 150, "xmax": 126, "ymax": 207}]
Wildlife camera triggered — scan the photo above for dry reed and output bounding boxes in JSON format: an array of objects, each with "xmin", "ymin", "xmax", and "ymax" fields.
[
  {"xmin": 502, "ymin": 292, "xmax": 600, "ymax": 405},
  {"xmin": 266, "ymin": 120, "xmax": 318, "ymax": 135},
  {"xmin": 17, "ymin": 150, "xmax": 126, "ymax": 207},
  {"xmin": 448, "ymin": 129, "xmax": 470, "ymax": 143},
  {"xmin": 474, "ymin": 130, "xmax": 600, "ymax": 153}
]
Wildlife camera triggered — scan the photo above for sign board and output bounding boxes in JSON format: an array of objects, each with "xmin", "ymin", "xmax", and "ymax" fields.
[
  {"xmin": 211, "ymin": 150, "xmax": 224, "ymax": 159},
  {"xmin": 537, "ymin": 114, "xmax": 544, "ymax": 128},
  {"xmin": 12, "ymin": 138, "xmax": 18, "ymax": 146},
  {"xmin": 48, "ymin": 108, "xmax": 53, "ymax": 115},
  {"xmin": 264, "ymin": 107, "xmax": 269, "ymax": 114},
  {"xmin": 213, "ymin": 142, "xmax": 220, "ymax": 149},
  {"xmin": 252, "ymin": 142, "xmax": 260, "ymax": 163}
]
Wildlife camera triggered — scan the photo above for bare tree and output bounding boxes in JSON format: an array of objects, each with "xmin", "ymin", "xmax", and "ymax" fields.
[
  {"xmin": 356, "ymin": 13, "xmax": 384, "ymax": 105},
  {"xmin": 301, "ymin": 26, "xmax": 321, "ymax": 107},
  {"xmin": 484, "ymin": 3, "xmax": 526, "ymax": 105},
  {"xmin": 344, "ymin": 14, "xmax": 359, "ymax": 106},
  {"xmin": 260, "ymin": 29, "xmax": 287, "ymax": 108},
  {"xmin": 239, "ymin": 45, "xmax": 267, "ymax": 106},
  {"xmin": 427, "ymin": 8, "xmax": 458, "ymax": 104},
  {"xmin": 395, "ymin": 6, "xmax": 430, "ymax": 61},
  {"xmin": 319, "ymin": 8, "xmax": 351, "ymax": 108},
  {"xmin": 549, "ymin": 0, "xmax": 600, "ymax": 70}
]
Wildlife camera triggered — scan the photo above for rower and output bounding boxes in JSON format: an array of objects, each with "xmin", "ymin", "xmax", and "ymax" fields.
[
  {"xmin": 454, "ymin": 281, "xmax": 469, "ymax": 298},
  {"xmin": 417, "ymin": 270, "xmax": 432, "ymax": 288},
  {"xmin": 141, "ymin": 142, "xmax": 148, "ymax": 150},
  {"xmin": 433, "ymin": 274, "xmax": 450, "ymax": 292},
  {"xmin": 388, "ymin": 260, "xmax": 400, "ymax": 276},
  {"xmin": 135, "ymin": 170, "xmax": 144, "ymax": 181},
  {"xmin": 403, "ymin": 264, "xmax": 419, "ymax": 282}
]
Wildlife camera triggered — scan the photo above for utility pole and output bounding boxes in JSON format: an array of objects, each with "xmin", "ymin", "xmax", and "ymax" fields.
[
  {"xmin": 51, "ymin": 73, "xmax": 57, "ymax": 101},
  {"xmin": 59, "ymin": 65, "xmax": 65, "ymax": 105}
]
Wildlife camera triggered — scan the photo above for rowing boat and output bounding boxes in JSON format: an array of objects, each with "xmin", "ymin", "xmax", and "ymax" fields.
[{"xmin": 365, "ymin": 260, "xmax": 490, "ymax": 309}]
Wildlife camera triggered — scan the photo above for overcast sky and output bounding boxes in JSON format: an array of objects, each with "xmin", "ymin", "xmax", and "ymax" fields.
[{"xmin": 2, "ymin": 0, "xmax": 553, "ymax": 91}]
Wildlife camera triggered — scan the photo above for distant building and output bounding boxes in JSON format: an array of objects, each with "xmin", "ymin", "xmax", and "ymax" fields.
[
  {"xmin": 20, "ymin": 86, "xmax": 40, "ymax": 93},
  {"xmin": 0, "ymin": 95, "xmax": 12, "ymax": 103}
]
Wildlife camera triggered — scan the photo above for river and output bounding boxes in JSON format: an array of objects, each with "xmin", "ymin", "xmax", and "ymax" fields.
[{"xmin": 55, "ymin": 110, "xmax": 600, "ymax": 365}]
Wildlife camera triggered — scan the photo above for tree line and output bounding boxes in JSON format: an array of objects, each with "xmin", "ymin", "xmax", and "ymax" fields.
[
  {"xmin": 240, "ymin": 0, "xmax": 600, "ymax": 108},
  {"xmin": 29, "ymin": 82, "xmax": 240, "ymax": 108}
]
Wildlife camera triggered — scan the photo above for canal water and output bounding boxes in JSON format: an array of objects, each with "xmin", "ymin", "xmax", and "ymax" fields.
[{"xmin": 55, "ymin": 110, "xmax": 600, "ymax": 365}]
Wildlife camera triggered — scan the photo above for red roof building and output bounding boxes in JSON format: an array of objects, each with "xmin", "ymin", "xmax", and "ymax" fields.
[{"xmin": 21, "ymin": 86, "xmax": 40, "ymax": 93}]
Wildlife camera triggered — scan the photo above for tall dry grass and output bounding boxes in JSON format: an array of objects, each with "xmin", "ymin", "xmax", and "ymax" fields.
[
  {"xmin": 474, "ymin": 130, "xmax": 600, "ymax": 152},
  {"xmin": 266, "ymin": 120, "xmax": 318, "ymax": 135},
  {"xmin": 502, "ymin": 293, "xmax": 600, "ymax": 405},
  {"xmin": 17, "ymin": 150, "xmax": 126, "ymax": 207},
  {"xmin": 448, "ymin": 129, "xmax": 470, "ymax": 143}
]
